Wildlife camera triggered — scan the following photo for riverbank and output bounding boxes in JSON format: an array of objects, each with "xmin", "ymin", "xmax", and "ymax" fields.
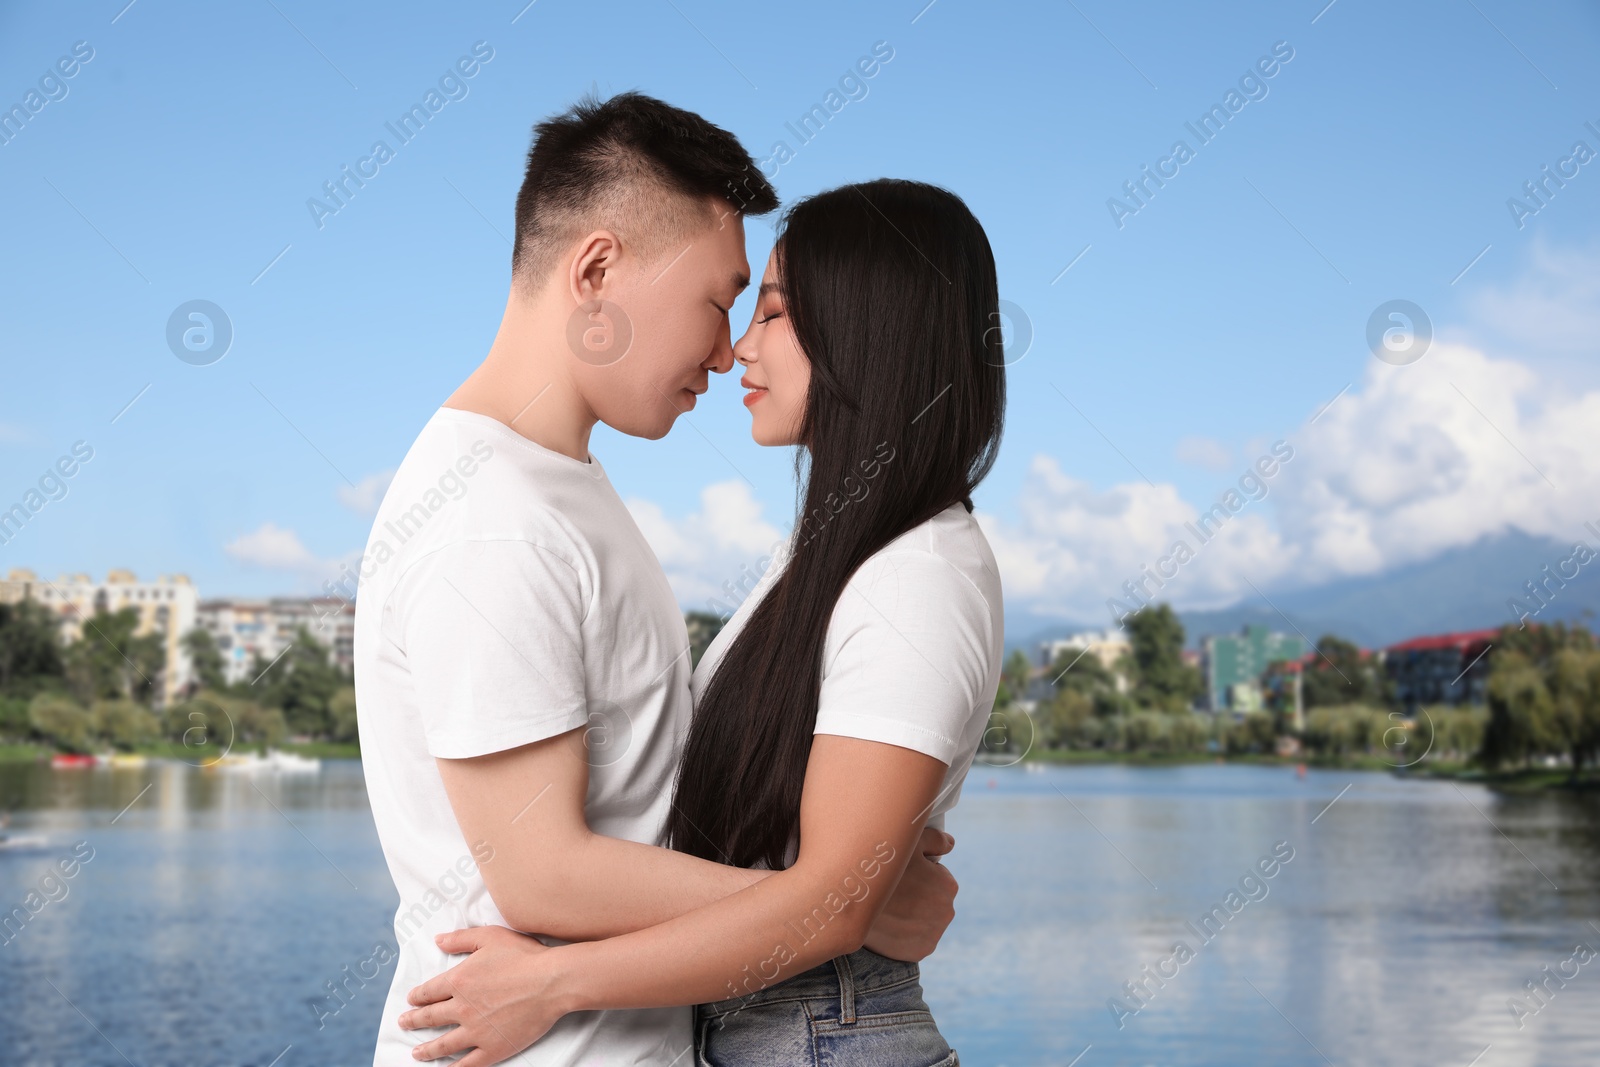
[
  {"xmin": 1013, "ymin": 747, "xmax": 1600, "ymax": 789},
  {"xmin": 1018, "ymin": 747, "xmax": 1400, "ymax": 771},
  {"xmin": 0, "ymin": 740, "xmax": 362, "ymax": 763}
]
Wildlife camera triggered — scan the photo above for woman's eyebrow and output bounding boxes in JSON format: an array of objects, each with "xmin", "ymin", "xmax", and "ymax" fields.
[{"xmin": 757, "ymin": 281, "xmax": 780, "ymax": 297}]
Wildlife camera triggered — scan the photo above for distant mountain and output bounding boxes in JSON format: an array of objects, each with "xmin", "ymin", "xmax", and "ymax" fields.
[{"xmin": 1006, "ymin": 529, "xmax": 1599, "ymax": 657}]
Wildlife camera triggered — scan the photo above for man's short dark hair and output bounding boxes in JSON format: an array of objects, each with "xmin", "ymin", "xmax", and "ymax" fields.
[{"xmin": 511, "ymin": 92, "xmax": 778, "ymax": 293}]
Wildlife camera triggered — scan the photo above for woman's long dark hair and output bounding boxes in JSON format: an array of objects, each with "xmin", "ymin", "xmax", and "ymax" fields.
[{"xmin": 665, "ymin": 179, "xmax": 1007, "ymax": 870}]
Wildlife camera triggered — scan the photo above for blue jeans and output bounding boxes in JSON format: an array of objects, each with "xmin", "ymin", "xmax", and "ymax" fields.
[{"xmin": 694, "ymin": 948, "xmax": 958, "ymax": 1067}]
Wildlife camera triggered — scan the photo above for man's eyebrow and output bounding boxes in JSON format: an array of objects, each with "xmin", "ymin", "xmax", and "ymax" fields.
[{"xmin": 731, "ymin": 271, "xmax": 750, "ymax": 292}]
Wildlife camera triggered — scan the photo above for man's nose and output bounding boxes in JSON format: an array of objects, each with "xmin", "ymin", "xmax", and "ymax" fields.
[{"xmin": 706, "ymin": 319, "xmax": 736, "ymax": 374}]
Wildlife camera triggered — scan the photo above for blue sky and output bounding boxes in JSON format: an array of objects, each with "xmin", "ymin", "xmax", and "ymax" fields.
[{"xmin": 2, "ymin": 0, "xmax": 1597, "ymax": 632}]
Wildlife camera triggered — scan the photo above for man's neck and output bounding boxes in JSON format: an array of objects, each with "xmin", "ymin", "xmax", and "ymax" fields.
[{"xmin": 444, "ymin": 294, "xmax": 597, "ymax": 462}]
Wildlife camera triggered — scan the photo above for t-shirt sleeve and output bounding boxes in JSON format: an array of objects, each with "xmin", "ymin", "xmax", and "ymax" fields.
[
  {"xmin": 813, "ymin": 550, "xmax": 996, "ymax": 765},
  {"xmin": 392, "ymin": 538, "xmax": 591, "ymax": 759}
]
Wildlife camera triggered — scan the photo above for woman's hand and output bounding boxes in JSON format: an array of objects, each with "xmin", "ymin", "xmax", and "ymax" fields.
[
  {"xmin": 863, "ymin": 827, "xmax": 959, "ymax": 961},
  {"xmin": 399, "ymin": 926, "xmax": 572, "ymax": 1066}
]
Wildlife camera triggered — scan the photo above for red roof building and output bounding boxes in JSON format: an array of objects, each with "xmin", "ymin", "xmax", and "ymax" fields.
[{"xmin": 1383, "ymin": 627, "xmax": 1500, "ymax": 712}]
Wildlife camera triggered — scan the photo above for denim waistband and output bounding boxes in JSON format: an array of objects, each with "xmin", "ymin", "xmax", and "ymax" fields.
[{"xmin": 698, "ymin": 948, "xmax": 922, "ymax": 1020}]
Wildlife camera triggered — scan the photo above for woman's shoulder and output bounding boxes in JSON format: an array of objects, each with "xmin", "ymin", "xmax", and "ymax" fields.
[{"xmin": 854, "ymin": 502, "xmax": 1002, "ymax": 608}]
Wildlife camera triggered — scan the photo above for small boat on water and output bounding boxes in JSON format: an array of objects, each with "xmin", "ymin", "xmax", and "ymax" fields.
[
  {"xmin": 51, "ymin": 753, "xmax": 99, "ymax": 769},
  {"xmin": 213, "ymin": 750, "xmax": 322, "ymax": 774},
  {"xmin": 265, "ymin": 751, "xmax": 321, "ymax": 773},
  {"xmin": 0, "ymin": 833, "xmax": 49, "ymax": 853},
  {"xmin": 109, "ymin": 753, "xmax": 148, "ymax": 769}
]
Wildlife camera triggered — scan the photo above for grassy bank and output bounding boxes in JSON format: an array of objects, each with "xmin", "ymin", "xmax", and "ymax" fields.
[
  {"xmin": 0, "ymin": 740, "xmax": 361, "ymax": 764},
  {"xmin": 1018, "ymin": 748, "xmax": 1399, "ymax": 771},
  {"xmin": 1409, "ymin": 764, "xmax": 1600, "ymax": 791},
  {"xmin": 1012, "ymin": 748, "xmax": 1600, "ymax": 789}
]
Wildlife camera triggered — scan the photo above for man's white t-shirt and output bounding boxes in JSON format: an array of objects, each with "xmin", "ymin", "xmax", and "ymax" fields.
[
  {"xmin": 355, "ymin": 407, "xmax": 693, "ymax": 1066},
  {"xmin": 691, "ymin": 502, "xmax": 1005, "ymax": 843}
]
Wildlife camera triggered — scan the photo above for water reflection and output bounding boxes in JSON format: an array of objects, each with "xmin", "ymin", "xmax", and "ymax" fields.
[
  {"xmin": 923, "ymin": 765, "xmax": 1600, "ymax": 1067},
  {"xmin": 0, "ymin": 761, "xmax": 1596, "ymax": 1066}
]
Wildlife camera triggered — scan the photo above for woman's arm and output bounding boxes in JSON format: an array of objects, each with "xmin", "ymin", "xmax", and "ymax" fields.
[
  {"xmin": 402, "ymin": 733, "xmax": 949, "ymax": 1065},
  {"xmin": 436, "ymin": 726, "xmax": 955, "ymax": 950}
]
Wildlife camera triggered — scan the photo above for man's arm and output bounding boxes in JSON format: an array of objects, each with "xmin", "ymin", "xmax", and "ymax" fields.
[
  {"xmin": 402, "ymin": 734, "xmax": 952, "ymax": 1064},
  {"xmin": 437, "ymin": 725, "xmax": 766, "ymax": 941},
  {"xmin": 406, "ymin": 539, "xmax": 953, "ymax": 950}
]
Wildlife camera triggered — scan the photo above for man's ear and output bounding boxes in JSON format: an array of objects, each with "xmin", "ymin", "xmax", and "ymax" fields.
[{"xmin": 568, "ymin": 230, "xmax": 621, "ymax": 305}]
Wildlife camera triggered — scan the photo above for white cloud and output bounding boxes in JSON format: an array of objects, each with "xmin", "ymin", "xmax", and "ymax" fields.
[
  {"xmin": 225, "ymin": 523, "xmax": 351, "ymax": 588},
  {"xmin": 977, "ymin": 340, "xmax": 1600, "ymax": 624},
  {"xmin": 1174, "ymin": 435, "xmax": 1233, "ymax": 471},
  {"xmin": 627, "ymin": 480, "xmax": 787, "ymax": 611},
  {"xmin": 1465, "ymin": 239, "xmax": 1600, "ymax": 360},
  {"xmin": 337, "ymin": 469, "xmax": 395, "ymax": 516},
  {"xmin": 977, "ymin": 454, "xmax": 1298, "ymax": 625},
  {"xmin": 1274, "ymin": 341, "xmax": 1599, "ymax": 579}
]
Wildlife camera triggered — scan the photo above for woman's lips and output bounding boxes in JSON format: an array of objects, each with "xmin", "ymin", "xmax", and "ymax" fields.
[{"xmin": 742, "ymin": 388, "xmax": 767, "ymax": 408}]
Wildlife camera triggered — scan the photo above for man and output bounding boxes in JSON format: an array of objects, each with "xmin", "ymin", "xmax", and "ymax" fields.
[{"xmin": 354, "ymin": 93, "xmax": 956, "ymax": 1066}]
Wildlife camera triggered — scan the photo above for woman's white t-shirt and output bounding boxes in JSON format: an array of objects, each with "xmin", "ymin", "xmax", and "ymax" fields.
[{"xmin": 691, "ymin": 502, "xmax": 1005, "ymax": 839}]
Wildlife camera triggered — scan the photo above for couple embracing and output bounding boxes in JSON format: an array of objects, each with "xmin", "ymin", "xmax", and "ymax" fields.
[{"xmin": 354, "ymin": 90, "xmax": 1007, "ymax": 1067}]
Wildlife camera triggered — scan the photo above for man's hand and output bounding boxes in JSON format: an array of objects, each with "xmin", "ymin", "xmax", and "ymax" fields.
[
  {"xmin": 399, "ymin": 926, "xmax": 568, "ymax": 1067},
  {"xmin": 863, "ymin": 826, "xmax": 958, "ymax": 961}
]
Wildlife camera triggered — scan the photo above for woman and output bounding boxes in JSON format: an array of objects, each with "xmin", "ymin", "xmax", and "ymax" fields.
[{"xmin": 400, "ymin": 178, "xmax": 1006, "ymax": 1067}]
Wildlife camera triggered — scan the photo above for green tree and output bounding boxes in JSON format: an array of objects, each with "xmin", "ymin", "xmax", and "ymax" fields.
[
  {"xmin": 1479, "ymin": 652, "xmax": 1555, "ymax": 770},
  {"xmin": 1410, "ymin": 704, "xmax": 1485, "ymax": 763},
  {"xmin": 995, "ymin": 649, "xmax": 1034, "ymax": 708},
  {"xmin": 1542, "ymin": 647, "xmax": 1600, "ymax": 775},
  {"xmin": 91, "ymin": 699, "xmax": 159, "ymax": 750},
  {"xmin": 1301, "ymin": 635, "xmax": 1390, "ymax": 709},
  {"xmin": 1125, "ymin": 711, "xmax": 1172, "ymax": 753},
  {"xmin": 329, "ymin": 686, "xmax": 359, "ymax": 744},
  {"xmin": 0, "ymin": 599, "xmax": 65, "ymax": 697},
  {"xmin": 1123, "ymin": 605, "xmax": 1203, "ymax": 712},
  {"xmin": 1046, "ymin": 645, "xmax": 1129, "ymax": 725},
  {"xmin": 164, "ymin": 692, "xmax": 287, "ymax": 754},
  {"xmin": 181, "ymin": 627, "xmax": 228, "ymax": 694},
  {"xmin": 253, "ymin": 630, "xmax": 344, "ymax": 737},
  {"xmin": 237, "ymin": 701, "xmax": 288, "ymax": 748},
  {"xmin": 62, "ymin": 608, "xmax": 166, "ymax": 705},
  {"xmin": 684, "ymin": 612, "xmax": 726, "ymax": 668},
  {"xmin": 29, "ymin": 693, "xmax": 94, "ymax": 752},
  {"xmin": 1042, "ymin": 687, "xmax": 1094, "ymax": 748},
  {"xmin": 1225, "ymin": 712, "xmax": 1277, "ymax": 755}
]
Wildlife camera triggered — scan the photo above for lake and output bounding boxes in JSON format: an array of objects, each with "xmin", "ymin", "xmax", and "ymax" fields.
[{"xmin": 1, "ymin": 760, "xmax": 1596, "ymax": 1066}]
